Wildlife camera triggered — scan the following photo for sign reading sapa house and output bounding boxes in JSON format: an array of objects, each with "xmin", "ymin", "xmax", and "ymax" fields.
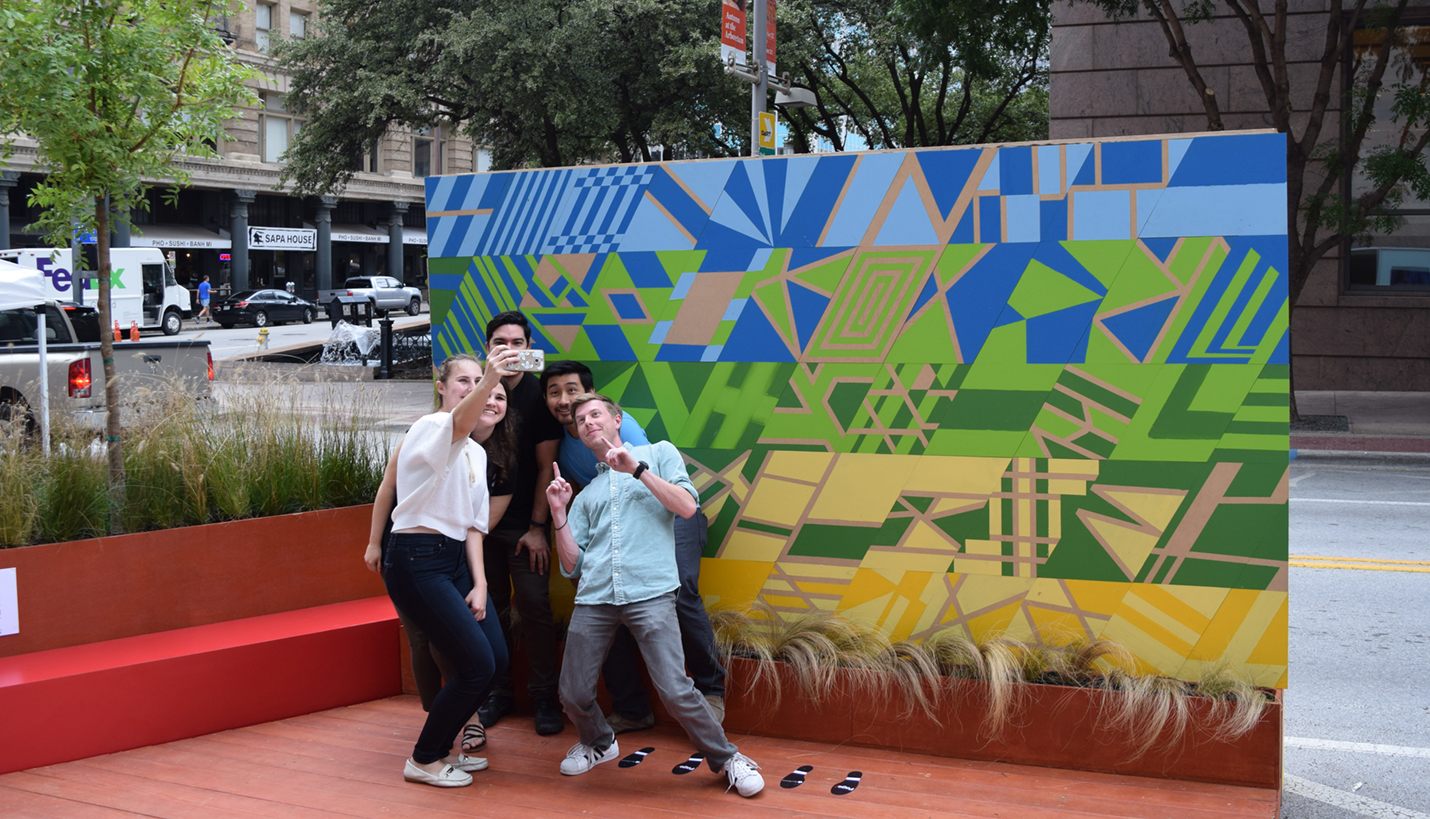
[{"xmin": 248, "ymin": 227, "xmax": 317, "ymax": 251}]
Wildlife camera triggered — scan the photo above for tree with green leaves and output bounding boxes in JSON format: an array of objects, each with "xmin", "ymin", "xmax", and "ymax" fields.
[
  {"xmin": 0, "ymin": 0, "xmax": 254, "ymax": 519},
  {"xmin": 777, "ymin": 0, "xmax": 1050, "ymax": 151},
  {"xmin": 1059, "ymin": 0, "xmax": 1430, "ymax": 418}
]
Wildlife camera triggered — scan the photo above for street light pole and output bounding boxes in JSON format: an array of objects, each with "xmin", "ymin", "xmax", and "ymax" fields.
[{"xmin": 750, "ymin": 0, "xmax": 767, "ymax": 157}]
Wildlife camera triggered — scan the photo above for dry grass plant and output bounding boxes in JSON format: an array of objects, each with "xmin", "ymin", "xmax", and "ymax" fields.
[
  {"xmin": 0, "ymin": 421, "xmax": 40, "ymax": 546},
  {"xmin": 1101, "ymin": 673, "xmax": 1194, "ymax": 761},
  {"xmin": 1197, "ymin": 661, "xmax": 1271, "ymax": 743}
]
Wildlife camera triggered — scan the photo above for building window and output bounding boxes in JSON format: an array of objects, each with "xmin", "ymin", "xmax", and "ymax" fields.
[
  {"xmin": 1346, "ymin": 16, "xmax": 1430, "ymax": 293},
  {"xmin": 289, "ymin": 11, "xmax": 307, "ymax": 39},
  {"xmin": 255, "ymin": 3, "xmax": 272, "ymax": 52},
  {"xmin": 474, "ymin": 147, "xmax": 492, "ymax": 173},
  {"xmin": 414, "ymin": 125, "xmax": 443, "ymax": 178},
  {"xmin": 260, "ymin": 94, "xmax": 300, "ymax": 163}
]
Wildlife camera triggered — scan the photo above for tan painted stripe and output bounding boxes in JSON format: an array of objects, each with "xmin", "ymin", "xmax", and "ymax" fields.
[{"xmin": 427, "ymin": 208, "xmax": 492, "ymax": 217}]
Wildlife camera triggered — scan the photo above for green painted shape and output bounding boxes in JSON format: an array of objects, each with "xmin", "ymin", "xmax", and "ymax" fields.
[
  {"xmin": 932, "ymin": 389, "xmax": 1048, "ymax": 431},
  {"xmin": 1099, "ymin": 246, "xmax": 1178, "ymax": 313},
  {"xmin": 974, "ymin": 321, "xmax": 1029, "ymax": 363},
  {"xmin": 827, "ymin": 381, "xmax": 870, "ymax": 430},
  {"xmin": 754, "ymin": 280, "xmax": 794, "ymax": 344},
  {"xmin": 707, "ymin": 498, "xmax": 741, "ymax": 556},
  {"xmin": 1227, "ymin": 462, "xmax": 1289, "ymax": 497},
  {"xmin": 657, "ymin": 250, "xmax": 704, "ymax": 277},
  {"xmin": 1168, "ymin": 237, "xmax": 1213, "ymax": 286},
  {"xmin": 1112, "ymin": 364, "xmax": 1261, "ymax": 462},
  {"xmin": 565, "ymin": 328, "xmax": 601, "ymax": 361},
  {"xmin": 596, "ymin": 253, "xmax": 637, "ymax": 291},
  {"xmin": 674, "ymin": 362, "xmax": 795, "ymax": 450},
  {"xmin": 1167, "ymin": 559, "xmax": 1280, "ymax": 590},
  {"xmin": 903, "ymin": 496, "xmax": 934, "ymax": 513},
  {"xmin": 924, "ymin": 429, "xmax": 1029, "ymax": 456},
  {"xmin": 1152, "ymin": 240, "xmax": 1226, "ymax": 362},
  {"xmin": 788, "ymin": 518, "xmax": 912, "ymax": 561},
  {"xmin": 1007, "ymin": 260, "xmax": 1101, "ymax": 318},
  {"xmin": 961, "ymin": 361, "xmax": 1062, "ymax": 392},
  {"xmin": 619, "ymin": 364, "xmax": 657, "ymax": 409},
  {"xmin": 1061, "ymin": 240, "xmax": 1138, "ymax": 288},
  {"xmin": 937, "ymin": 244, "xmax": 987, "ymax": 286},
  {"xmin": 429, "ymin": 289, "xmax": 457, "ymax": 326},
  {"xmin": 794, "ymin": 252, "xmax": 854, "ymax": 293}
]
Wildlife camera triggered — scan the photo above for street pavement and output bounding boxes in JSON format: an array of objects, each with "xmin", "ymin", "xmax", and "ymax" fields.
[
  {"xmin": 179, "ymin": 309, "xmax": 430, "ymax": 361},
  {"xmin": 1284, "ymin": 456, "xmax": 1430, "ymax": 819}
]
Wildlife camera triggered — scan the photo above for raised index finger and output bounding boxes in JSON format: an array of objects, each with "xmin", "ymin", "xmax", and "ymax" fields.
[{"xmin": 553, "ymin": 463, "xmax": 562, "ymax": 481}]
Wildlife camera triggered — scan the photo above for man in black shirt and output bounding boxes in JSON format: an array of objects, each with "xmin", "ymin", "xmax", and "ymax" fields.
[{"xmin": 475, "ymin": 311, "xmax": 566, "ymax": 736}]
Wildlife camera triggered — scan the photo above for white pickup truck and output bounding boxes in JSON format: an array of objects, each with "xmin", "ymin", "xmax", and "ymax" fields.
[
  {"xmin": 0, "ymin": 303, "xmax": 212, "ymax": 430},
  {"xmin": 0, "ymin": 247, "xmax": 193, "ymax": 335},
  {"xmin": 317, "ymin": 276, "xmax": 423, "ymax": 316}
]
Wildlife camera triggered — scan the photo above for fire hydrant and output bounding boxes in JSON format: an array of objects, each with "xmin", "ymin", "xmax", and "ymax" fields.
[
  {"xmin": 257, "ymin": 327, "xmax": 270, "ymax": 350},
  {"xmin": 128, "ymin": 321, "xmax": 140, "ymax": 342}
]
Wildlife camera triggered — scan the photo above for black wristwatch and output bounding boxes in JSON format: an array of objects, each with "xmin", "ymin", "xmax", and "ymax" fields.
[{"xmin": 632, "ymin": 461, "xmax": 650, "ymax": 480}]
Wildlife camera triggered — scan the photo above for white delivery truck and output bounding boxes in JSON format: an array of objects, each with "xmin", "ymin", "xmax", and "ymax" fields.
[{"xmin": 0, "ymin": 247, "xmax": 192, "ymax": 335}]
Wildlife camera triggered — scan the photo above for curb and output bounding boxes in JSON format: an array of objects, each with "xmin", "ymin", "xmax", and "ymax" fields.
[{"xmin": 1291, "ymin": 449, "xmax": 1430, "ymax": 465}]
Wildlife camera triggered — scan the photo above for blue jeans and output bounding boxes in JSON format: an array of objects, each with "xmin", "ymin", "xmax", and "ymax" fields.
[
  {"xmin": 383, "ymin": 532, "xmax": 508, "ymax": 764},
  {"xmin": 604, "ymin": 510, "xmax": 725, "ymax": 719}
]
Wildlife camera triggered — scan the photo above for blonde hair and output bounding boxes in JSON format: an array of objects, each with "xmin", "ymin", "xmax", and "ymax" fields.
[
  {"xmin": 433, "ymin": 354, "xmax": 482, "ymax": 410},
  {"xmin": 569, "ymin": 392, "xmax": 622, "ymax": 422}
]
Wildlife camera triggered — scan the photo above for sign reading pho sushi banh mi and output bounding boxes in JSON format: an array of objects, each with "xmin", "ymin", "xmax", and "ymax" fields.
[{"xmin": 424, "ymin": 132, "xmax": 1290, "ymax": 688}]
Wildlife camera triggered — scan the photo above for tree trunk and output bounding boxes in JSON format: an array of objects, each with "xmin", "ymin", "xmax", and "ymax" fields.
[{"xmin": 94, "ymin": 197, "xmax": 126, "ymax": 532}]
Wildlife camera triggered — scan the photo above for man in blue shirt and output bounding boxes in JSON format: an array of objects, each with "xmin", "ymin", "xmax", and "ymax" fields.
[
  {"xmin": 541, "ymin": 361, "xmax": 726, "ymax": 733},
  {"xmin": 547, "ymin": 394, "xmax": 763, "ymax": 797},
  {"xmin": 196, "ymin": 276, "xmax": 212, "ymax": 324}
]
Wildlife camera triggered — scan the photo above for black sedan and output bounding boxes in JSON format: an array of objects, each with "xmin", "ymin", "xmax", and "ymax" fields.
[{"xmin": 214, "ymin": 290, "xmax": 316, "ymax": 328}]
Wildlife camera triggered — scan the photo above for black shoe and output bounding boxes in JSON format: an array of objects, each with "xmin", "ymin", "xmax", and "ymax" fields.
[
  {"xmin": 534, "ymin": 698, "xmax": 564, "ymax": 736},
  {"xmin": 477, "ymin": 695, "xmax": 515, "ymax": 729}
]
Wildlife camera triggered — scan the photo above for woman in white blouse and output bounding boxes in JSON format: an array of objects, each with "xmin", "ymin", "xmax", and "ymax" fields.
[{"xmin": 369, "ymin": 349, "xmax": 518, "ymax": 788}]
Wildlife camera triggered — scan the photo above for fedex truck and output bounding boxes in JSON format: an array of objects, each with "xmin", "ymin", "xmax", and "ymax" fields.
[{"xmin": 0, "ymin": 247, "xmax": 192, "ymax": 335}]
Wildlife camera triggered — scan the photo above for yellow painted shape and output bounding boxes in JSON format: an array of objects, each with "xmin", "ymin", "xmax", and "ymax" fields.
[
  {"xmin": 1102, "ymin": 488, "xmax": 1185, "ymax": 530},
  {"xmin": 889, "ymin": 571, "xmax": 935, "ymax": 639},
  {"xmin": 721, "ymin": 530, "xmax": 789, "ymax": 562},
  {"xmin": 902, "ymin": 520, "xmax": 960, "ymax": 553},
  {"xmin": 904, "ymin": 456, "xmax": 1009, "ymax": 495},
  {"xmin": 1100, "ymin": 611, "xmax": 1189, "ymax": 676},
  {"xmin": 837, "ymin": 567, "xmax": 901, "ymax": 612},
  {"xmin": 1130, "ymin": 583, "xmax": 1229, "ymax": 628},
  {"xmin": 1048, "ymin": 458, "xmax": 1100, "ymax": 479},
  {"xmin": 1084, "ymin": 515, "xmax": 1160, "ymax": 581},
  {"xmin": 932, "ymin": 497, "xmax": 989, "ymax": 516},
  {"xmin": 807, "ymin": 454, "xmax": 917, "ymax": 522},
  {"xmin": 774, "ymin": 559, "xmax": 860, "ymax": 581},
  {"xmin": 951, "ymin": 574, "xmax": 1034, "ymax": 616},
  {"xmin": 1245, "ymin": 595, "xmax": 1289, "ymax": 666},
  {"xmin": 954, "ymin": 539, "xmax": 1004, "ymax": 576},
  {"xmin": 762, "ymin": 450, "xmax": 834, "ymax": 481},
  {"xmin": 1185, "ymin": 588, "xmax": 1259, "ymax": 662},
  {"xmin": 859, "ymin": 547, "xmax": 958, "ymax": 574},
  {"xmin": 965, "ymin": 600, "xmax": 1025, "ymax": 641},
  {"xmin": 701, "ymin": 559, "xmax": 776, "ymax": 609},
  {"xmin": 741, "ymin": 478, "xmax": 816, "ymax": 527},
  {"xmin": 1047, "ymin": 478, "xmax": 1089, "ymax": 496},
  {"xmin": 1061, "ymin": 578, "xmax": 1131, "ymax": 617}
]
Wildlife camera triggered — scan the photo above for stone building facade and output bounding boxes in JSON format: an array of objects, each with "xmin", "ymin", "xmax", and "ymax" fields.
[
  {"xmin": 0, "ymin": 0, "xmax": 489, "ymax": 302},
  {"xmin": 1051, "ymin": 0, "xmax": 1430, "ymax": 390}
]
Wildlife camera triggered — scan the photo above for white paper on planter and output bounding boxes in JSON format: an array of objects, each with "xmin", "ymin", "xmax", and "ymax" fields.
[{"xmin": 0, "ymin": 567, "xmax": 15, "ymax": 636}]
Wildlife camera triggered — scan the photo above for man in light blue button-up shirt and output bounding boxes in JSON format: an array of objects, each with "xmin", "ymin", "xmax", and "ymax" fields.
[{"xmin": 547, "ymin": 393, "xmax": 765, "ymax": 798}]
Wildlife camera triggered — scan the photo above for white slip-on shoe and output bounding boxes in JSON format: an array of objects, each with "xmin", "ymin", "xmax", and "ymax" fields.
[
  {"xmin": 560, "ymin": 738, "xmax": 620, "ymax": 775},
  {"xmin": 445, "ymin": 753, "xmax": 489, "ymax": 772},
  {"xmin": 404, "ymin": 758, "xmax": 473, "ymax": 787},
  {"xmin": 723, "ymin": 752, "xmax": 764, "ymax": 797}
]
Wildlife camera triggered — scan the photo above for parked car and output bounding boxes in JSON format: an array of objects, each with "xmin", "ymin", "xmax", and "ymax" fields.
[
  {"xmin": 213, "ymin": 290, "xmax": 317, "ymax": 328},
  {"xmin": 317, "ymin": 276, "xmax": 423, "ymax": 316}
]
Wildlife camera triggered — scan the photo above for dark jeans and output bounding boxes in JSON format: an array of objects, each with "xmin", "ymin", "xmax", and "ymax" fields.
[
  {"xmin": 383, "ymin": 533, "xmax": 507, "ymax": 764},
  {"xmin": 395, "ymin": 606, "xmax": 456, "ymax": 712},
  {"xmin": 484, "ymin": 528, "xmax": 560, "ymax": 701},
  {"xmin": 604, "ymin": 510, "xmax": 726, "ymax": 719}
]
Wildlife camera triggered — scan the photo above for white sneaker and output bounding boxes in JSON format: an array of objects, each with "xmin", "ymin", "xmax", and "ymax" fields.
[
  {"xmin": 403, "ymin": 758, "xmax": 472, "ymax": 787},
  {"xmin": 560, "ymin": 738, "xmax": 620, "ymax": 775},
  {"xmin": 723, "ymin": 752, "xmax": 764, "ymax": 797},
  {"xmin": 445, "ymin": 753, "xmax": 489, "ymax": 772}
]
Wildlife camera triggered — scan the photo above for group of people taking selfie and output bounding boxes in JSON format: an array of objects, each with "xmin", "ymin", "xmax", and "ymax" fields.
[{"xmin": 363, "ymin": 310, "xmax": 765, "ymax": 798}]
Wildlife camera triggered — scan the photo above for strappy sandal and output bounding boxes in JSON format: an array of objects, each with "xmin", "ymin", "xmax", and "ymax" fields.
[{"xmin": 461, "ymin": 721, "xmax": 487, "ymax": 753}]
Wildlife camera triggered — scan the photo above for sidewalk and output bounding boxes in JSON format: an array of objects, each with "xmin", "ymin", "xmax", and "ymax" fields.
[{"xmin": 1294, "ymin": 390, "xmax": 1430, "ymax": 456}]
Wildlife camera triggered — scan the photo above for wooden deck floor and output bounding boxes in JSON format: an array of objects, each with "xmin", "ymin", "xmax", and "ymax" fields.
[{"xmin": 0, "ymin": 695, "xmax": 1279, "ymax": 818}]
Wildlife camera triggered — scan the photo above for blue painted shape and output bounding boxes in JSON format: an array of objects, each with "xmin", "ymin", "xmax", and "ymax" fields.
[
  {"xmin": 1140, "ymin": 184, "xmax": 1287, "ymax": 237},
  {"xmin": 584, "ymin": 324, "xmax": 638, "ymax": 360},
  {"xmin": 667, "ymin": 160, "xmax": 738, "ymax": 212},
  {"xmin": 609, "ymin": 293, "xmax": 647, "ymax": 320},
  {"xmin": 1005, "ymin": 195, "xmax": 1041, "ymax": 243},
  {"xmin": 748, "ymin": 248, "xmax": 773, "ymax": 271},
  {"xmin": 428, "ymin": 273, "xmax": 464, "ymax": 291},
  {"xmin": 908, "ymin": 274, "xmax": 939, "ymax": 320},
  {"xmin": 1168, "ymin": 139, "xmax": 1193, "ymax": 178},
  {"xmin": 1072, "ymin": 190, "xmax": 1131, "ymax": 240},
  {"xmin": 763, "ymin": 158, "xmax": 788, "ymax": 241},
  {"xmin": 1268, "ymin": 328, "xmax": 1289, "ymax": 364},
  {"xmin": 648, "ymin": 320, "xmax": 673, "ymax": 344},
  {"xmin": 999, "ymin": 146, "xmax": 1034, "ymax": 195},
  {"xmin": 696, "ymin": 221, "xmax": 762, "ymax": 271},
  {"xmin": 442, "ymin": 176, "xmax": 474, "ymax": 213},
  {"xmin": 915, "ymin": 149, "xmax": 983, "ymax": 220},
  {"xmin": 779, "ymin": 155, "xmax": 819, "ymax": 233},
  {"xmin": 789, "ymin": 246, "xmax": 853, "ymax": 271},
  {"xmin": 788, "ymin": 281, "xmax": 831, "ymax": 353},
  {"xmin": 719, "ymin": 300, "xmax": 798, "ymax": 361},
  {"xmin": 619, "ymin": 252, "xmax": 674, "ymax": 288},
  {"xmin": 550, "ymin": 278, "xmax": 568, "ymax": 298},
  {"xmin": 479, "ymin": 173, "xmax": 514, "ymax": 209},
  {"xmin": 994, "ymin": 306, "xmax": 1025, "ymax": 328},
  {"xmin": 583, "ymin": 253, "xmax": 609, "ymax": 292},
  {"xmin": 608, "ymin": 197, "xmax": 694, "ymax": 252},
  {"xmin": 1066, "ymin": 145, "xmax": 1093, "ymax": 186},
  {"xmin": 670, "ymin": 271, "xmax": 697, "ymax": 300},
  {"xmin": 979, "ymin": 152, "xmax": 1000, "ymax": 191},
  {"xmin": 1169, "ymin": 133, "xmax": 1286, "ymax": 187},
  {"xmin": 656, "ymin": 343, "xmax": 710, "ymax": 361},
  {"xmin": 1101, "ymin": 297, "xmax": 1177, "ymax": 361},
  {"xmin": 1136, "ymin": 188, "xmax": 1163, "ymax": 235},
  {"xmin": 717, "ymin": 162, "xmax": 771, "ymax": 243},
  {"xmin": 1142, "ymin": 237, "xmax": 1179, "ymax": 262},
  {"xmin": 702, "ymin": 345, "xmax": 724, "ymax": 362},
  {"xmin": 945, "ymin": 242, "xmax": 1038, "ymax": 360},
  {"xmin": 1241, "ymin": 265, "xmax": 1287, "ymax": 348},
  {"xmin": 979, "ymin": 196, "xmax": 1002, "ymax": 243},
  {"xmin": 723, "ymin": 298, "xmax": 748, "ymax": 321},
  {"xmin": 533, "ymin": 312, "xmax": 586, "ymax": 325},
  {"xmin": 437, "ymin": 214, "xmax": 473, "ymax": 259},
  {"xmin": 1102, "ymin": 141, "xmax": 1163, "ymax": 185},
  {"xmin": 565, "ymin": 289, "xmax": 588, "ymax": 307},
  {"xmin": 875, "ymin": 178, "xmax": 940, "ymax": 245},
  {"xmin": 743, "ymin": 158, "xmax": 775, "ymax": 240},
  {"xmin": 1034, "ymin": 241, "xmax": 1107, "ymax": 296},
  {"xmin": 1038, "ymin": 145, "xmax": 1062, "ymax": 195},
  {"xmin": 426, "ymin": 175, "xmax": 451, "ymax": 211},
  {"xmin": 1026, "ymin": 301, "xmax": 1100, "ymax": 364},
  {"xmin": 950, "ymin": 207, "xmax": 975, "ymax": 243},
  {"xmin": 1167, "ymin": 235, "xmax": 1287, "ymax": 363},
  {"xmin": 527, "ymin": 324, "xmax": 561, "ymax": 355},
  {"xmin": 779, "ymin": 154, "xmax": 858, "ymax": 247},
  {"xmin": 1040, "ymin": 198, "xmax": 1068, "ymax": 242},
  {"xmin": 823, "ymin": 152, "xmax": 906, "ymax": 245},
  {"xmin": 645, "ymin": 168, "xmax": 710, "ymax": 232}
]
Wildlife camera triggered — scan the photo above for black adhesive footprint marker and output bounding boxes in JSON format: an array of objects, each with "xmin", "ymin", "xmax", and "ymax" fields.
[
  {"xmin": 672, "ymin": 752, "xmax": 704, "ymax": 774},
  {"xmin": 832, "ymin": 771, "xmax": 862, "ymax": 795},
  {"xmin": 780, "ymin": 765, "xmax": 813, "ymax": 789},
  {"xmin": 619, "ymin": 747, "xmax": 655, "ymax": 768}
]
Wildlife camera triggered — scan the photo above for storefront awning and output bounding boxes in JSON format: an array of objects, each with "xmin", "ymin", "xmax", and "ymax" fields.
[
  {"xmin": 402, "ymin": 227, "xmax": 428, "ymax": 246},
  {"xmin": 330, "ymin": 223, "xmax": 389, "ymax": 244},
  {"xmin": 130, "ymin": 224, "xmax": 231, "ymax": 250}
]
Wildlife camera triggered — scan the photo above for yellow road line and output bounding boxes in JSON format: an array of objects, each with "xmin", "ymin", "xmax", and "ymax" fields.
[
  {"xmin": 1290, "ymin": 557, "xmax": 1430, "ymax": 573},
  {"xmin": 1290, "ymin": 555, "xmax": 1430, "ymax": 566}
]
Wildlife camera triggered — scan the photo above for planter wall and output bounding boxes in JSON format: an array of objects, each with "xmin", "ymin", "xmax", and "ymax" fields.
[
  {"xmin": 0, "ymin": 505, "xmax": 383, "ymax": 658},
  {"xmin": 717, "ymin": 657, "xmax": 1282, "ymax": 790}
]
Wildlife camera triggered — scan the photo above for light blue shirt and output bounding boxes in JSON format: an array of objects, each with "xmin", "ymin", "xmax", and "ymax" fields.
[
  {"xmin": 557, "ymin": 413, "xmax": 650, "ymax": 488},
  {"xmin": 560, "ymin": 441, "xmax": 698, "ymax": 606}
]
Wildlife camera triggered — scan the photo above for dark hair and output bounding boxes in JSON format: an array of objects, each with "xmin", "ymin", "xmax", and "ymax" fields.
[
  {"xmin": 485, "ymin": 311, "xmax": 531, "ymax": 343},
  {"xmin": 479, "ymin": 392, "xmax": 519, "ymax": 486},
  {"xmin": 540, "ymin": 359, "xmax": 594, "ymax": 393}
]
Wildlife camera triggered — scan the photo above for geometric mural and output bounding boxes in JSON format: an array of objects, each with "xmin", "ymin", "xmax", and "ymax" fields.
[{"xmin": 426, "ymin": 132, "xmax": 1290, "ymax": 688}]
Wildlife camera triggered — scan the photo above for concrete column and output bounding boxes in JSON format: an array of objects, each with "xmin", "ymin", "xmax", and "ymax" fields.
[
  {"xmin": 315, "ymin": 195, "xmax": 336, "ymax": 292},
  {"xmin": 388, "ymin": 201, "xmax": 409, "ymax": 283},
  {"xmin": 0, "ymin": 172, "xmax": 18, "ymax": 251},
  {"xmin": 230, "ymin": 189, "xmax": 256, "ymax": 292},
  {"xmin": 111, "ymin": 202, "xmax": 131, "ymax": 248}
]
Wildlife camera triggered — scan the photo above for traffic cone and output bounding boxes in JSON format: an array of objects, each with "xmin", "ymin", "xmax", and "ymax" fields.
[
  {"xmin": 129, "ymin": 321, "xmax": 140, "ymax": 342},
  {"xmin": 113, "ymin": 320, "xmax": 121, "ymax": 342}
]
